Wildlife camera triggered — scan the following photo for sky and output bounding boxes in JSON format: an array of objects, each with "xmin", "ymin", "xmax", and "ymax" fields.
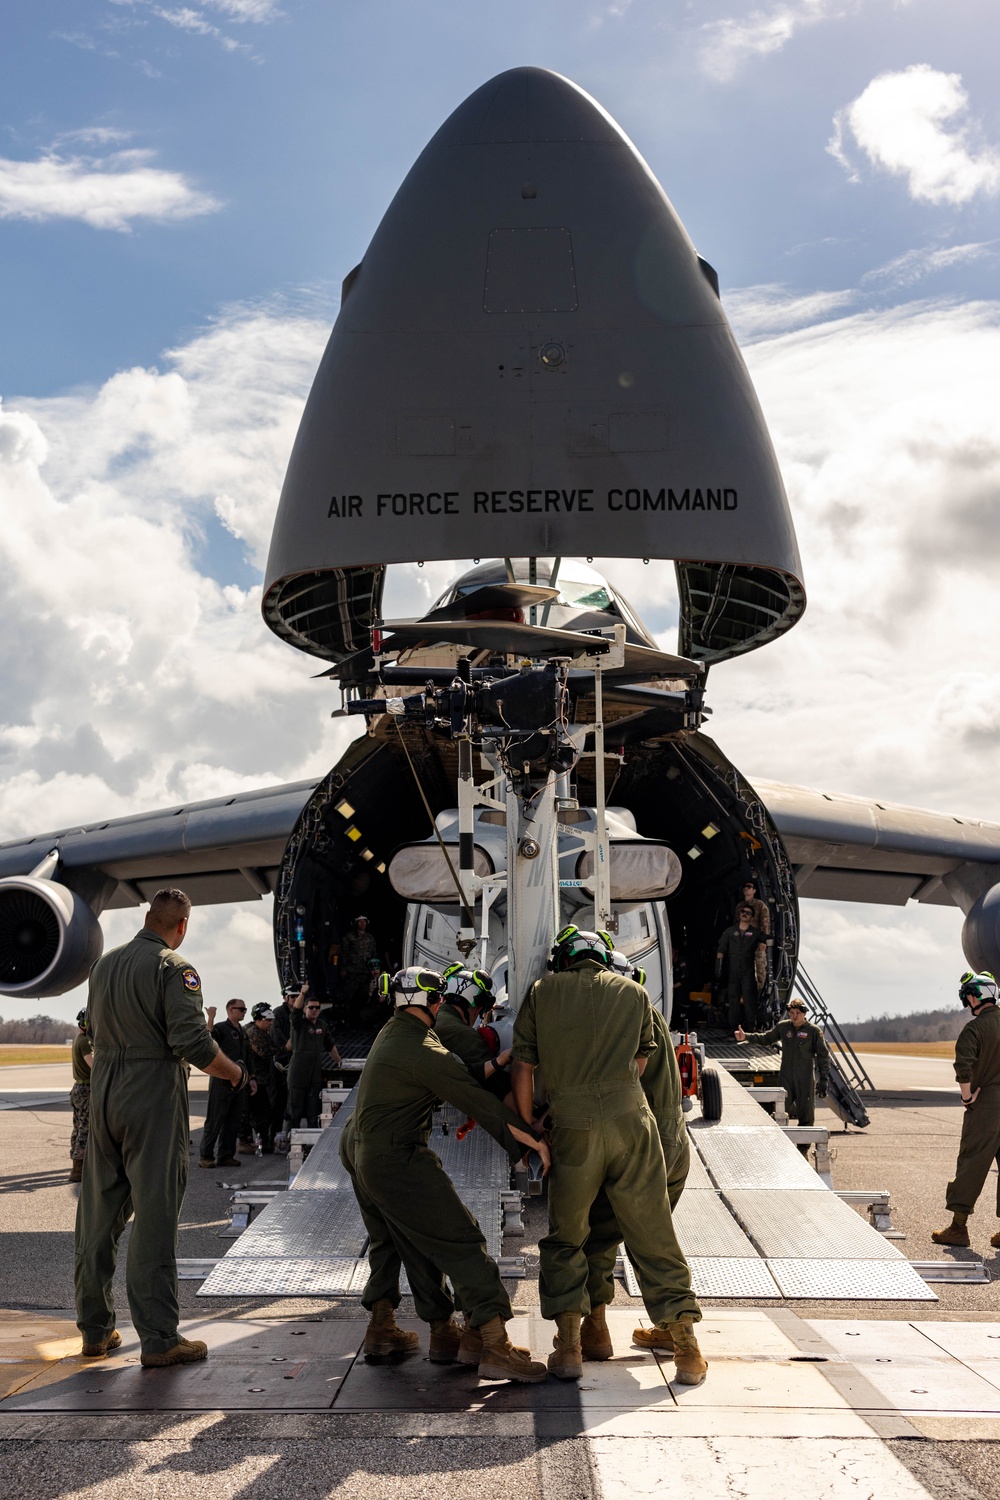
[{"xmin": 1, "ymin": 0, "xmax": 999, "ymax": 1025}]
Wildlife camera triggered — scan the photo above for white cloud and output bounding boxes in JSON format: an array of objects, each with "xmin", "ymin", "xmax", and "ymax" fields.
[
  {"xmin": 862, "ymin": 241, "xmax": 994, "ymax": 288},
  {"xmin": 722, "ymin": 283, "xmax": 856, "ymax": 342},
  {"xmin": 203, "ymin": 0, "xmax": 282, "ymax": 17},
  {"xmin": 830, "ymin": 66, "xmax": 1000, "ymax": 205},
  {"xmin": 699, "ymin": 0, "xmax": 851, "ymax": 83},
  {"xmin": 0, "ymin": 146, "xmax": 220, "ymax": 231}
]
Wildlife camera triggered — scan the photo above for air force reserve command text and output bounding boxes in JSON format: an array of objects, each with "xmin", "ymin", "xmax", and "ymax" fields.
[{"xmin": 326, "ymin": 487, "xmax": 740, "ymax": 518}]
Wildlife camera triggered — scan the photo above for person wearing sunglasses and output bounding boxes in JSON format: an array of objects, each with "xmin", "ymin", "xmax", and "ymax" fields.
[{"xmin": 199, "ymin": 998, "xmax": 255, "ymax": 1168}]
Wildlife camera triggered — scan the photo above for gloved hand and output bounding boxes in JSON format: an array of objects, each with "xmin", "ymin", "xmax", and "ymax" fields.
[{"xmin": 816, "ymin": 1082, "xmax": 828, "ymax": 1098}]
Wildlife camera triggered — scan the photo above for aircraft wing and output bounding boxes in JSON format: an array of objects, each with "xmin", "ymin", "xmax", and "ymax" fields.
[
  {"xmin": 755, "ymin": 778, "xmax": 1000, "ymax": 911},
  {"xmin": 0, "ymin": 779, "xmax": 319, "ymax": 911}
]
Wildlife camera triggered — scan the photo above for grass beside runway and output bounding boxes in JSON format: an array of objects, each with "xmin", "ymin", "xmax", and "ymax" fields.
[
  {"xmin": 833, "ymin": 1041, "xmax": 957, "ymax": 1059},
  {"xmin": 0, "ymin": 1047, "xmax": 74, "ymax": 1067}
]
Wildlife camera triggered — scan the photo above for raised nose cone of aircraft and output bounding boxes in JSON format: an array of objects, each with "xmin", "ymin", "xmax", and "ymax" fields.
[{"xmin": 264, "ymin": 67, "xmax": 805, "ymax": 668}]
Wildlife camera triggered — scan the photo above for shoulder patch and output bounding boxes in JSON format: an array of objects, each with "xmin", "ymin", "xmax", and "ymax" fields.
[{"xmin": 181, "ymin": 968, "xmax": 201, "ymax": 992}]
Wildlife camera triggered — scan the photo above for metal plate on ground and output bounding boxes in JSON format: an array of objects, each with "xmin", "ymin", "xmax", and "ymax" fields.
[
  {"xmin": 621, "ymin": 1252, "xmax": 780, "ymax": 1300},
  {"xmin": 766, "ymin": 1259, "xmax": 937, "ymax": 1301},
  {"xmin": 4, "ymin": 1354, "xmax": 359, "ymax": 1411},
  {"xmin": 673, "ymin": 1191, "xmax": 761, "ymax": 1258},
  {"xmin": 198, "ymin": 1255, "xmax": 368, "ymax": 1298},
  {"xmin": 724, "ymin": 1189, "xmax": 905, "ymax": 1261},
  {"xmin": 693, "ymin": 1126, "xmax": 826, "ymax": 1191},
  {"xmin": 289, "ymin": 1124, "xmax": 353, "ymax": 1191},
  {"xmin": 223, "ymin": 1189, "xmax": 368, "ymax": 1261},
  {"xmin": 688, "ymin": 1258, "xmax": 782, "ymax": 1298}
]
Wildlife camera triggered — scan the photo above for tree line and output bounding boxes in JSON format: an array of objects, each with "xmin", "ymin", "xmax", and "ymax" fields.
[
  {"xmin": 837, "ymin": 1007, "xmax": 966, "ymax": 1043},
  {"xmin": 0, "ymin": 1015, "xmax": 76, "ymax": 1045}
]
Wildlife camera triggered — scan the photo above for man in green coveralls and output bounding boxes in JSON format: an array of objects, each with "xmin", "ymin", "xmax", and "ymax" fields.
[
  {"xmin": 736, "ymin": 998, "xmax": 830, "ymax": 1127},
  {"xmin": 68, "ymin": 1009, "xmax": 93, "ymax": 1183},
  {"xmin": 512, "ymin": 928, "xmax": 705, "ymax": 1385},
  {"xmin": 932, "ymin": 971, "xmax": 1000, "ymax": 1248},
  {"xmin": 433, "ymin": 966, "xmax": 511, "ymax": 1099},
  {"xmin": 579, "ymin": 969, "xmax": 690, "ymax": 1360},
  {"xmin": 74, "ymin": 888, "xmax": 248, "ymax": 1366},
  {"xmin": 339, "ymin": 965, "xmax": 550, "ymax": 1382}
]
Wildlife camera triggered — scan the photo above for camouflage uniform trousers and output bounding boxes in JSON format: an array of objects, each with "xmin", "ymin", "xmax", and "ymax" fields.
[{"xmin": 70, "ymin": 1082, "xmax": 91, "ymax": 1162}]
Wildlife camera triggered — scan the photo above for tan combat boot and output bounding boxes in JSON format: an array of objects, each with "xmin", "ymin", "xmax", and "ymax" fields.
[
  {"xmin": 363, "ymin": 1299, "xmax": 420, "ymax": 1359},
  {"xmin": 140, "ymin": 1337, "xmax": 208, "ymax": 1368},
  {"xmin": 548, "ymin": 1311, "xmax": 583, "ymax": 1380},
  {"xmin": 932, "ymin": 1214, "xmax": 971, "ymax": 1248},
  {"xmin": 581, "ymin": 1302, "xmax": 613, "ymax": 1361},
  {"xmin": 667, "ymin": 1318, "xmax": 707, "ymax": 1386},
  {"xmin": 81, "ymin": 1329, "xmax": 122, "ymax": 1358},
  {"xmin": 68, "ymin": 1159, "xmax": 83, "ymax": 1184},
  {"xmin": 428, "ymin": 1317, "xmax": 463, "ymax": 1363},
  {"xmin": 477, "ymin": 1315, "xmax": 547, "ymax": 1383},
  {"xmin": 991, "ymin": 1229, "xmax": 1000, "ymax": 1250},
  {"xmin": 456, "ymin": 1318, "xmax": 484, "ymax": 1366},
  {"xmin": 631, "ymin": 1324, "xmax": 673, "ymax": 1352}
]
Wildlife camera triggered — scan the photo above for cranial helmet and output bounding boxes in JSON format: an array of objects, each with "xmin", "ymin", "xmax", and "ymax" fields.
[
  {"xmin": 610, "ymin": 948, "xmax": 646, "ymax": 985},
  {"xmin": 551, "ymin": 925, "xmax": 614, "ymax": 972},
  {"xmin": 442, "ymin": 964, "xmax": 494, "ymax": 1010},
  {"xmin": 77, "ymin": 1009, "xmax": 88, "ymax": 1029},
  {"xmin": 379, "ymin": 966, "xmax": 446, "ymax": 1009},
  {"xmin": 251, "ymin": 1002, "xmax": 274, "ymax": 1021},
  {"xmin": 960, "ymin": 971, "xmax": 999, "ymax": 1008}
]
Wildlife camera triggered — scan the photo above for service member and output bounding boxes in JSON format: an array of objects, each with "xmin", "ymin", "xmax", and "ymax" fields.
[
  {"xmin": 68, "ymin": 1009, "xmax": 93, "ymax": 1184},
  {"xmin": 716, "ymin": 906, "xmax": 766, "ymax": 1030},
  {"xmin": 339, "ymin": 915, "xmax": 379, "ymax": 1015},
  {"xmin": 339, "ymin": 966, "xmax": 549, "ymax": 1382},
  {"xmin": 434, "ymin": 966, "xmax": 511, "ymax": 1098},
  {"xmin": 245, "ymin": 1003, "xmax": 278, "ymax": 1153},
  {"xmin": 933, "ymin": 972, "xmax": 1000, "ymax": 1248},
  {"xmin": 580, "ymin": 999, "xmax": 690, "ymax": 1359},
  {"xmin": 736, "ymin": 998, "xmax": 830, "ymax": 1127},
  {"xmin": 736, "ymin": 879, "xmax": 771, "ymax": 992},
  {"xmin": 75, "ymin": 888, "xmax": 247, "ymax": 1367},
  {"xmin": 512, "ymin": 928, "xmax": 705, "ymax": 1385},
  {"xmin": 286, "ymin": 984, "xmax": 341, "ymax": 1129},
  {"xmin": 199, "ymin": 998, "xmax": 254, "ymax": 1167}
]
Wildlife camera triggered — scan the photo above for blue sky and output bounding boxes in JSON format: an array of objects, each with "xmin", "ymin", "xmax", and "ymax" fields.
[{"xmin": 2, "ymin": 0, "xmax": 1000, "ymax": 1023}]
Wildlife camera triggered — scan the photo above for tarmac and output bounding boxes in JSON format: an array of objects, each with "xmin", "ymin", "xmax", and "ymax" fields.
[{"xmin": 2, "ymin": 1055, "xmax": 1000, "ymax": 1497}]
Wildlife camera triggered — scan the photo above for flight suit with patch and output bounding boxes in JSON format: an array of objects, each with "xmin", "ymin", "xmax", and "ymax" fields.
[
  {"xmin": 743, "ymin": 1017, "xmax": 830, "ymax": 1126},
  {"xmin": 514, "ymin": 959, "xmax": 700, "ymax": 1327},
  {"xmin": 75, "ymin": 929, "xmax": 219, "ymax": 1356},
  {"xmin": 70, "ymin": 1029, "xmax": 93, "ymax": 1163},
  {"xmin": 200, "ymin": 1016, "xmax": 251, "ymax": 1162},
  {"xmin": 718, "ymin": 924, "xmax": 765, "ymax": 1030},
  {"xmin": 583, "ymin": 1005, "xmax": 690, "ymax": 1309},
  {"xmin": 339, "ymin": 1010, "xmax": 534, "ymax": 1327},
  {"xmin": 947, "ymin": 1004, "xmax": 1000, "ymax": 1217}
]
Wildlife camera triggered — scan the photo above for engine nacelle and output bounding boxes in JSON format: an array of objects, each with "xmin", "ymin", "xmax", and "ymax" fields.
[
  {"xmin": 0, "ymin": 875, "xmax": 104, "ymax": 998},
  {"xmin": 962, "ymin": 884, "xmax": 1000, "ymax": 978}
]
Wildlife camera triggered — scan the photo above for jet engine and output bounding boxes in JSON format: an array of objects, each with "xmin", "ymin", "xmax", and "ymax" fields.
[
  {"xmin": 0, "ymin": 854, "xmax": 104, "ymax": 999},
  {"xmin": 962, "ymin": 884, "xmax": 1000, "ymax": 978}
]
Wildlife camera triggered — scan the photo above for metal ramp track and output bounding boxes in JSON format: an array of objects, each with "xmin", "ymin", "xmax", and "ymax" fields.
[
  {"xmin": 619, "ymin": 1064, "xmax": 934, "ymax": 1304},
  {"xmin": 199, "ymin": 1091, "xmax": 516, "ymax": 1299}
]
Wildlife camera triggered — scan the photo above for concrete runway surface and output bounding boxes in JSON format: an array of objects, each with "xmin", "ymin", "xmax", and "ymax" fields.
[{"xmin": 3, "ymin": 1058, "xmax": 1000, "ymax": 1497}]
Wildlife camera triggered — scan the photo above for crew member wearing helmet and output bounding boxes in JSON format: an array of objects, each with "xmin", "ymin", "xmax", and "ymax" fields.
[
  {"xmin": 735, "ymin": 998, "xmax": 830, "ymax": 1132},
  {"xmin": 68, "ymin": 1009, "xmax": 93, "ymax": 1184},
  {"xmin": 244, "ymin": 1004, "xmax": 278, "ymax": 1153},
  {"xmin": 338, "ymin": 966, "xmax": 550, "ymax": 1382},
  {"xmin": 512, "ymin": 927, "xmax": 705, "ymax": 1386},
  {"xmin": 932, "ymin": 971, "xmax": 1000, "ymax": 1248},
  {"xmin": 434, "ymin": 966, "xmax": 511, "ymax": 1099},
  {"xmin": 580, "ymin": 981, "xmax": 690, "ymax": 1362}
]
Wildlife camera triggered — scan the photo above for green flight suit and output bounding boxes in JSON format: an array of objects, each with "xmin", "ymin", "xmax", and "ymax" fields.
[
  {"xmin": 947, "ymin": 1004, "xmax": 1000, "ymax": 1216},
  {"xmin": 513, "ymin": 959, "xmax": 700, "ymax": 1327},
  {"xmin": 744, "ymin": 1017, "xmax": 830, "ymax": 1126},
  {"xmin": 75, "ymin": 928, "xmax": 219, "ymax": 1356},
  {"xmin": 339, "ymin": 1009, "xmax": 532, "ymax": 1327},
  {"xmin": 434, "ymin": 1003, "xmax": 492, "ymax": 1075},
  {"xmin": 583, "ymin": 1007, "xmax": 690, "ymax": 1309}
]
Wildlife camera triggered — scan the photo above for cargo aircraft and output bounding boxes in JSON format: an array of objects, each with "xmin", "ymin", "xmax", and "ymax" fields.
[{"xmin": 3, "ymin": 69, "xmax": 1000, "ymax": 1060}]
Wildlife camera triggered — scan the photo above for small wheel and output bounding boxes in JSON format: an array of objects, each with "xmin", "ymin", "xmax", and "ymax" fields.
[{"xmin": 700, "ymin": 1067, "xmax": 723, "ymax": 1122}]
